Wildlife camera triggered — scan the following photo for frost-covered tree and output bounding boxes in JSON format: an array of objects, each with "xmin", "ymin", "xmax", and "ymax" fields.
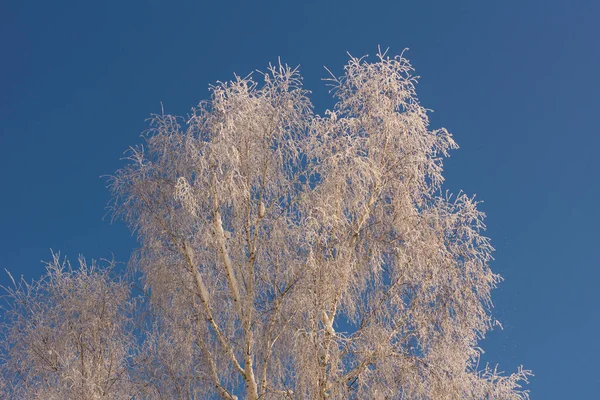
[
  {"xmin": 106, "ymin": 49, "xmax": 530, "ymax": 399},
  {"xmin": 0, "ymin": 254, "xmax": 137, "ymax": 399}
]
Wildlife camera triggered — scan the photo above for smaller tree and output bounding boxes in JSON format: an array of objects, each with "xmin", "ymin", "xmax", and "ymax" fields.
[{"xmin": 0, "ymin": 254, "xmax": 137, "ymax": 400}]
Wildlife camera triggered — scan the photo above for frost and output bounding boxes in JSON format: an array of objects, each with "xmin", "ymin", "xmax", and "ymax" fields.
[
  {"xmin": 1, "ymin": 50, "xmax": 531, "ymax": 399},
  {"xmin": 108, "ymin": 49, "xmax": 530, "ymax": 399}
]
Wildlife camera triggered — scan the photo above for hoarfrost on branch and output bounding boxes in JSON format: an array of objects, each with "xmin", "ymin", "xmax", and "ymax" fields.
[{"xmin": 1, "ymin": 50, "xmax": 531, "ymax": 399}]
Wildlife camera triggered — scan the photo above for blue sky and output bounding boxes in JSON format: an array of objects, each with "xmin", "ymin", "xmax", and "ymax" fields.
[{"xmin": 1, "ymin": 0, "xmax": 598, "ymax": 397}]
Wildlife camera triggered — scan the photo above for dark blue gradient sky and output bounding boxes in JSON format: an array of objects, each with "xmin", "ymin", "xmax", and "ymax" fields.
[{"xmin": 1, "ymin": 1, "xmax": 598, "ymax": 397}]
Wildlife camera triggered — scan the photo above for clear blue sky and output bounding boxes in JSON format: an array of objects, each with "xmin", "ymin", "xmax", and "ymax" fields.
[{"xmin": 1, "ymin": 1, "xmax": 598, "ymax": 397}]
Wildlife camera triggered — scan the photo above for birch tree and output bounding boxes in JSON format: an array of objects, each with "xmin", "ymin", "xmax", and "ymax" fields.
[
  {"xmin": 108, "ymin": 49, "xmax": 530, "ymax": 399},
  {"xmin": 0, "ymin": 254, "xmax": 137, "ymax": 399}
]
